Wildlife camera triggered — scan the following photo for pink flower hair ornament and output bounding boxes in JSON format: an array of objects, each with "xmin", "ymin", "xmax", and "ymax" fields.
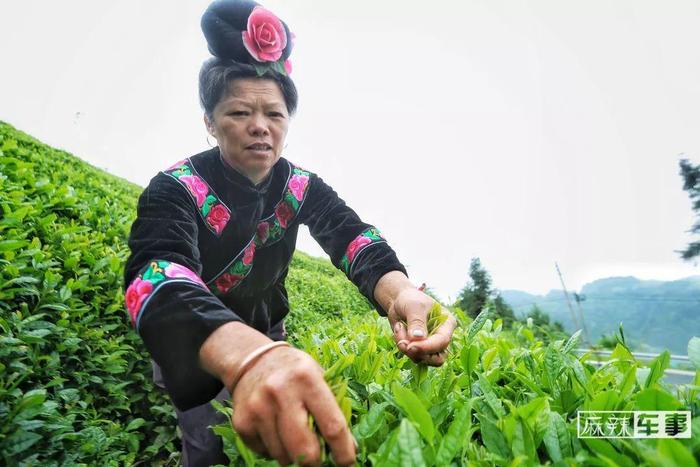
[{"xmin": 201, "ymin": 0, "xmax": 294, "ymax": 76}]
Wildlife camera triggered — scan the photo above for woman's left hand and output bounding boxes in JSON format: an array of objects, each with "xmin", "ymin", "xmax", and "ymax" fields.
[{"xmin": 387, "ymin": 288, "xmax": 458, "ymax": 366}]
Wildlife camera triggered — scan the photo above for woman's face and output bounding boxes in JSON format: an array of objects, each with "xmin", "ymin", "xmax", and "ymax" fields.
[{"xmin": 206, "ymin": 78, "xmax": 290, "ymax": 184}]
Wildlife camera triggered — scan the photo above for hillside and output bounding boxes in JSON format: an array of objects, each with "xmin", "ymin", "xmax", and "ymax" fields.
[
  {"xmin": 502, "ymin": 276, "xmax": 700, "ymax": 353},
  {"xmin": 1, "ymin": 121, "xmax": 698, "ymax": 466}
]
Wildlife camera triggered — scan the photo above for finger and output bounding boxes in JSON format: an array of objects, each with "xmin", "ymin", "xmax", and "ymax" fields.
[
  {"xmin": 392, "ymin": 320, "xmax": 408, "ymax": 352},
  {"xmin": 231, "ymin": 412, "xmax": 268, "ymax": 457},
  {"xmin": 243, "ymin": 394, "xmax": 290, "ymax": 465},
  {"xmin": 238, "ymin": 432, "xmax": 267, "ymax": 457},
  {"xmin": 406, "ymin": 314, "xmax": 457, "ymax": 355},
  {"xmin": 402, "ymin": 306, "xmax": 428, "ymax": 341},
  {"xmin": 420, "ymin": 351, "xmax": 448, "ymax": 367},
  {"xmin": 304, "ymin": 383, "xmax": 356, "ymax": 466},
  {"xmin": 277, "ymin": 402, "xmax": 321, "ymax": 466},
  {"xmin": 256, "ymin": 414, "xmax": 291, "ymax": 466}
]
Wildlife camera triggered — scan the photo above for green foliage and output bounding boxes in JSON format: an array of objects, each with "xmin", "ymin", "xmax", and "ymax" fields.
[
  {"xmin": 285, "ymin": 251, "xmax": 373, "ymax": 340},
  {"xmin": 216, "ymin": 309, "xmax": 700, "ymax": 465},
  {"xmin": 0, "ymin": 122, "xmax": 184, "ymax": 465},
  {"xmin": 525, "ymin": 305, "xmax": 568, "ymax": 344},
  {"xmin": 455, "ymin": 258, "xmax": 491, "ymax": 319},
  {"xmin": 455, "ymin": 258, "xmax": 515, "ymax": 325}
]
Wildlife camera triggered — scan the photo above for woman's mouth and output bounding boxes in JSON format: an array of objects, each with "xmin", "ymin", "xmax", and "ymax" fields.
[{"xmin": 246, "ymin": 142, "xmax": 272, "ymax": 151}]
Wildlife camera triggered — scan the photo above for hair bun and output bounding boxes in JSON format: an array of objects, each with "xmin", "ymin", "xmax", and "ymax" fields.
[{"xmin": 201, "ymin": 0, "xmax": 293, "ymax": 68}]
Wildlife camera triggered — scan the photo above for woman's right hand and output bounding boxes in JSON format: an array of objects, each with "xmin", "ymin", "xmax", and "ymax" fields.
[
  {"xmin": 230, "ymin": 345, "xmax": 356, "ymax": 466},
  {"xmin": 200, "ymin": 321, "xmax": 355, "ymax": 466}
]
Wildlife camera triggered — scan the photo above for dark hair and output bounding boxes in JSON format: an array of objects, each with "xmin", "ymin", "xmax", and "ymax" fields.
[{"xmin": 198, "ymin": 57, "xmax": 298, "ymax": 120}]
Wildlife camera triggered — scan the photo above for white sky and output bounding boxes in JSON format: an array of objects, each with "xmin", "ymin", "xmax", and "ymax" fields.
[{"xmin": 3, "ymin": 0, "xmax": 700, "ymax": 302}]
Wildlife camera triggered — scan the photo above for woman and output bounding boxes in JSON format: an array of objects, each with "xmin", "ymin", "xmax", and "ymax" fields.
[{"xmin": 123, "ymin": 1, "xmax": 457, "ymax": 465}]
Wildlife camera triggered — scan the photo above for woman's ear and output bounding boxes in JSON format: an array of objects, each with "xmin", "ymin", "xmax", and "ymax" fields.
[{"xmin": 203, "ymin": 114, "xmax": 215, "ymax": 136}]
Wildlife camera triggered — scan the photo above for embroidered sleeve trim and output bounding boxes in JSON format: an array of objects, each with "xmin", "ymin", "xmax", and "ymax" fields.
[
  {"xmin": 207, "ymin": 239, "xmax": 256, "ymax": 295},
  {"xmin": 340, "ymin": 227, "xmax": 387, "ymax": 276},
  {"xmin": 206, "ymin": 162, "xmax": 312, "ymax": 296},
  {"xmin": 125, "ymin": 260, "xmax": 207, "ymax": 330},
  {"xmin": 162, "ymin": 158, "xmax": 231, "ymax": 236}
]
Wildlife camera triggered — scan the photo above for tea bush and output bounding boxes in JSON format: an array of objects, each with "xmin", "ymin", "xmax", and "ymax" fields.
[{"xmin": 217, "ymin": 310, "xmax": 700, "ymax": 466}]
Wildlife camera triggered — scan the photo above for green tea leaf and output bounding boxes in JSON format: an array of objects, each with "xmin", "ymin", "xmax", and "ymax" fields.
[
  {"xmin": 18, "ymin": 389, "xmax": 47, "ymax": 412},
  {"xmin": 478, "ymin": 374, "xmax": 505, "ymax": 418},
  {"xmin": 634, "ymin": 388, "xmax": 682, "ymax": 411},
  {"xmin": 397, "ymin": 418, "xmax": 426, "ymax": 467},
  {"xmin": 392, "ymin": 383, "xmax": 435, "ymax": 445},
  {"xmin": 427, "ymin": 302, "xmax": 447, "ymax": 335},
  {"xmin": 370, "ymin": 426, "xmax": 400, "ymax": 467},
  {"xmin": 582, "ymin": 438, "xmax": 636, "ymax": 467},
  {"xmin": 459, "ymin": 344, "xmax": 479, "ymax": 376},
  {"xmin": 3, "ymin": 430, "xmax": 43, "ymax": 456},
  {"xmin": 562, "ymin": 329, "xmax": 582, "ymax": 354},
  {"xmin": 0, "ymin": 239, "xmax": 29, "ymax": 251},
  {"xmin": 589, "ymin": 390, "xmax": 620, "ymax": 412},
  {"xmin": 516, "ymin": 396, "xmax": 548, "ymax": 428},
  {"xmin": 353, "ymin": 402, "xmax": 389, "ymax": 439},
  {"xmin": 478, "ymin": 416, "xmax": 510, "ymax": 459},
  {"xmin": 544, "ymin": 347, "xmax": 564, "ymax": 385},
  {"xmin": 126, "ymin": 418, "xmax": 146, "ymax": 431},
  {"xmin": 467, "ymin": 305, "xmax": 491, "ymax": 342},
  {"xmin": 435, "ymin": 402, "xmax": 472, "ymax": 465},
  {"xmin": 543, "ymin": 412, "xmax": 572, "ymax": 462},
  {"xmin": 657, "ymin": 439, "xmax": 699, "ymax": 467},
  {"xmin": 644, "ymin": 351, "xmax": 670, "ymax": 388},
  {"xmin": 618, "ymin": 365, "xmax": 638, "ymax": 400},
  {"xmin": 511, "ymin": 417, "xmax": 536, "ymax": 459}
]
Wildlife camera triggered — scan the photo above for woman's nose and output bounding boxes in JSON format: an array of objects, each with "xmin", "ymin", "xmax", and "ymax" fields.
[{"xmin": 248, "ymin": 113, "xmax": 269, "ymax": 136}]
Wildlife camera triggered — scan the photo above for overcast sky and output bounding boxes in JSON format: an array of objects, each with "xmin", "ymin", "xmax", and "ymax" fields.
[{"xmin": 3, "ymin": 0, "xmax": 700, "ymax": 302}]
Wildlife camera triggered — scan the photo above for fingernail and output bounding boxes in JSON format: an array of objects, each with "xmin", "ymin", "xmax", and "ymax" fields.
[
  {"xmin": 411, "ymin": 329, "xmax": 425, "ymax": 337},
  {"xmin": 393, "ymin": 322, "xmax": 402, "ymax": 334}
]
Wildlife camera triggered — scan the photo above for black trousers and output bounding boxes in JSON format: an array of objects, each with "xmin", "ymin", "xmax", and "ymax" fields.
[{"xmin": 153, "ymin": 363, "xmax": 230, "ymax": 466}]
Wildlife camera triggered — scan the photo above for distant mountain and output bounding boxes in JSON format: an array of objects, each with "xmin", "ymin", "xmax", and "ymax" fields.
[{"xmin": 501, "ymin": 276, "xmax": 700, "ymax": 354}]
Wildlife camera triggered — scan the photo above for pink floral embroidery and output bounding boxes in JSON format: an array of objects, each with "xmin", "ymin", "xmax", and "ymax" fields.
[
  {"xmin": 164, "ymin": 263, "xmax": 206, "ymax": 287},
  {"xmin": 242, "ymin": 6, "xmax": 288, "ymax": 62},
  {"xmin": 257, "ymin": 222, "xmax": 270, "ymax": 244},
  {"xmin": 125, "ymin": 278, "xmax": 154, "ymax": 324},
  {"xmin": 215, "ymin": 273, "xmax": 244, "ymax": 294},
  {"xmin": 346, "ymin": 236, "xmax": 372, "ymax": 263},
  {"xmin": 206, "ymin": 204, "xmax": 230, "ymax": 235},
  {"xmin": 275, "ymin": 202, "xmax": 294, "ymax": 229},
  {"xmin": 288, "ymin": 174, "xmax": 309, "ymax": 201},
  {"xmin": 179, "ymin": 175, "xmax": 208, "ymax": 207},
  {"xmin": 242, "ymin": 242, "xmax": 256, "ymax": 266}
]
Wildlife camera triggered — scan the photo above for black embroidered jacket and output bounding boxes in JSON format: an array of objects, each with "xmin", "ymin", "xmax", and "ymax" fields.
[{"xmin": 123, "ymin": 148, "xmax": 406, "ymax": 410}]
